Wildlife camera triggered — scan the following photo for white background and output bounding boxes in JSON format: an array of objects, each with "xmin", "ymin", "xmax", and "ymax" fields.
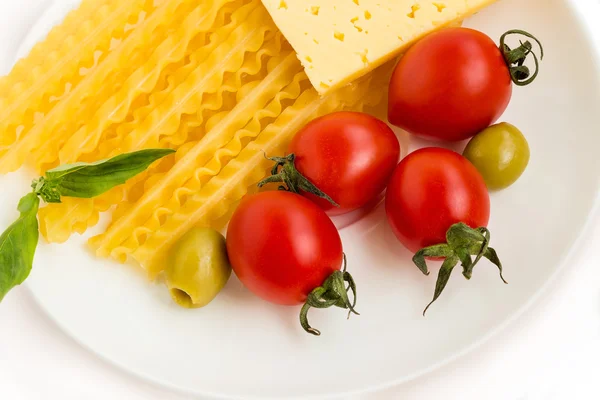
[{"xmin": 1, "ymin": 1, "xmax": 600, "ymax": 399}]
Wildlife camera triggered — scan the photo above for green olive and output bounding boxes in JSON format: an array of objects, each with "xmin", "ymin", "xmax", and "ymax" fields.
[
  {"xmin": 463, "ymin": 122, "xmax": 530, "ymax": 190},
  {"xmin": 165, "ymin": 227, "xmax": 231, "ymax": 309}
]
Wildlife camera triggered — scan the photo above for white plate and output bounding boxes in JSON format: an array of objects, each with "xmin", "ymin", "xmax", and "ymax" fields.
[{"xmin": 1, "ymin": 0, "xmax": 600, "ymax": 398}]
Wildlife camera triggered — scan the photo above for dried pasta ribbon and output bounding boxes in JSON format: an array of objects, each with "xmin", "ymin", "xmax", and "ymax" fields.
[
  {"xmin": 55, "ymin": 0, "xmax": 244, "ymax": 168},
  {"xmin": 4, "ymin": 0, "xmax": 213, "ymax": 174},
  {"xmin": 39, "ymin": 0, "xmax": 276, "ymax": 242},
  {"xmin": 133, "ymin": 72, "xmax": 382, "ymax": 277},
  {"xmin": 114, "ymin": 4, "xmax": 274, "ymax": 154},
  {"xmin": 80, "ymin": 0, "xmax": 258, "ymax": 163},
  {"xmin": 0, "ymin": 0, "xmax": 114, "ymax": 106},
  {"xmin": 0, "ymin": 0, "xmax": 155, "ymax": 159},
  {"xmin": 0, "ymin": 0, "xmax": 104, "ymax": 94},
  {"xmin": 117, "ymin": 62, "xmax": 307, "ymax": 261},
  {"xmin": 38, "ymin": 193, "xmax": 120, "ymax": 244},
  {"xmin": 30, "ymin": 0, "xmax": 392, "ymax": 266},
  {"xmin": 92, "ymin": 60, "xmax": 391, "ymax": 266},
  {"xmin": 89, "ymin": 48, "xmax": 301, "ymax": 256}
]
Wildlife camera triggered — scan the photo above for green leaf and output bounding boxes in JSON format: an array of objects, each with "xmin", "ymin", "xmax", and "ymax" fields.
[
  {"xmin": 42, "ymin": 149, "xmax": 175, "ymax": 200},
  {"xmin": 455, "ymin": 247, "xmax": 474, "ymax": 280},
  {"xmin": 423, "ymin": 255, "xmax": 459, "ymax": 316},
  {"xmin": 0, "ymin": 193, "xmax": 40, "ymax": 302},
  {"xmin": 484, "ymin": 247, "xmax": 508, "ymax": 284},
  {"xmin": 412, "ymin": 244, "xmax": 453, "ymax": 276},
  {"xmin": 466, "ymin": 227, "xmax": 491, "ymax": 276}
]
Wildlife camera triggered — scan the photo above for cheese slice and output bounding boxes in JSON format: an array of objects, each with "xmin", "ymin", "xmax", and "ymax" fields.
[{"xmin": 261, "ymin": 0, "xmax": 498, "ymax": 94}]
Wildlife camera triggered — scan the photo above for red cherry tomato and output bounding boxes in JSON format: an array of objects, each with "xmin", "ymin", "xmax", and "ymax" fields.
[
  {"xmin": 264, "ymin": 112, "xmax": 400, "ymax": 216},
  {"xmin": 227, "ymin": 191, "xmax": 357, "ymax": 335},
  {"xmin": 388, "ymin": 28, "xmax": 512, "ymax": 142},
  {"xmin": 385, "ymin": 148, "xmax": 490, "ymax": 253}
]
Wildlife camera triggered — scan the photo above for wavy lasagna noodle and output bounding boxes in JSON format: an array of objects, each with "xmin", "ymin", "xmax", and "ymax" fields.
[
  {"xmin": 91, "ymin": 62, "xmax": 387, "ymax": 276},
  {"xmin": 55, "ymin": 0, "xmax": 247, "ymax": 168},
  {"xmin": 15, "ymin": 0, "xmax": 236, "ymax": 174},
  {"xmin": 39, "ymin": 0, "xmax": 282, "ymax": 243},
  {"xmin": 12, "ymin": 0, "xmax": 390, "ymax": 278},
  {"xmin": 0, "ymin": 0, "xmax": 156, "ymax": 169},
  {"xmin": 37, "ymin": 0, "xmax": 251, "ymax": 240},
  {"xmin": 89, "ymin": 51, "xmax": 303, "ymax": 255},
  {"xmin": 134, "ymin": 71, "xmax": 385, "ymax": 277},
  {"xmin": 90, "ymin": 53, "xmax": 305, "ymax": 260}
]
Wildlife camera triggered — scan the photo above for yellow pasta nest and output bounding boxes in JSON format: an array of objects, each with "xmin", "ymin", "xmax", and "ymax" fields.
[{"xmin": 2, "ymin": 0, "xmax": 389, "ymax": 278}]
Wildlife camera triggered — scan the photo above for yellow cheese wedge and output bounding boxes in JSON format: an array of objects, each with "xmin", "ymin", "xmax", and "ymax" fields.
[{"xmin": 261, "ymin": 0, "xmax": 498, "ymax": 94}]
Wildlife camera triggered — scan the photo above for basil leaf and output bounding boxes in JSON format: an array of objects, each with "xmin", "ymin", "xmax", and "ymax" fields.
[
  {"xmin": 44, "ymin": 149, "xmax": 175, "ymax": 199},
  {"xmin": 0, "ymin": 192, "xmax": 40, "ymax": 302}
]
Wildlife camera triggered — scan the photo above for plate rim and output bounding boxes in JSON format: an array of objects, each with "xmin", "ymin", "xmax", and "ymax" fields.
[{"xmin": 14, "ymin": 0, "xmax": 600, "ymax": 398}]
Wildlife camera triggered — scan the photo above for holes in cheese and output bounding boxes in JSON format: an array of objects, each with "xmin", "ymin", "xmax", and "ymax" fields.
[{"xmin": 260, "ymin": 0, "xmax": 499, "ymax": 94}]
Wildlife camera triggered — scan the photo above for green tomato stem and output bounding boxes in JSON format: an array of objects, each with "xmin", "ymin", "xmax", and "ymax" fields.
[
  {"xmin": 258, "ymin": 154, "xmax": 339, "ymax": 207},
  {"xmin": 499, "ymin": 29, "xmax": 544, "ymax": 86},
  {"xmin": 31, "ymin": 177, "xmax": 62, "ymax": 204},
  {"xmin": 299, "ymin": 254, "xmax": 359, "ymax": 336},
  {"xmin": 413, "ymin": 223, "xmax": 507, "ymax": 315}
]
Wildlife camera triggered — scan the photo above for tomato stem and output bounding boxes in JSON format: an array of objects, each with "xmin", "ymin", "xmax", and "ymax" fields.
[
  {"xmin": 499, "ymin": 29, "xmax": 544, "ymax": 86},
  {"xmin": 413, "ymin": 223, "xmax": 507, "ymax": 315},
  {"xmin": 299, "ymin": 254, "xmax": 359, "ymax": 336},
  {"xmin": 258, "ymin": 154, "xmax": 339, "ymax": 207}
]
